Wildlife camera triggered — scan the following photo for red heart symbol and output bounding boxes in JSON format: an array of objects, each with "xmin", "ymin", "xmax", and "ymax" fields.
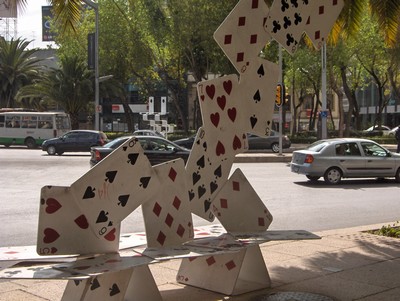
[
  {"xmin": 227, "ymin": 107, "xmax": 236, "ymax": 122},
  {"xmin": 217, "ymin": 96, "xmax": 226, "ymax": 110},
  {"xmin": 43, "ymin": 228, "xmax": 60, "ymax": 244},
  {"xmin": 74, "ymin": 215, "xmax": 89, "ymax": 229},
  {"xmin": 200, "ymin": 95, "xmax": 205, "ymax": 101},
  {"xmin": 223, "ymin": 80, "xmax": 232, "ymax": 95},
  {"xmin": 206, "ymin": 85, "xmax": 216, "ymax": 99},
  {"xmin": 45, "ymin": 198, "xmax": 62, "ymax": 214},
  {"xmin": 233, "ymin": 135, "xmax": 242, "ymax": 150},
  {"xmin": 216, "ymin": 141, "xmax": 225, "ymax": 156},
  {"xmin": 104, "ymin": 228, "xmax": 116, "ymax": 241},
  {"xmin": 210, "ymin": 113, "xmax": 220, "ymax": 127}
]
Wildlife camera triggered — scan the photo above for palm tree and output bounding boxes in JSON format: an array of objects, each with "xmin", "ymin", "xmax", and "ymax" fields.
[
  {"xmin": 16, "ymin": 56, "xmax": 93, "ymax": 129},
  {"xmin": 0, "ymin": 38, "xmax": 42, "ymax": 108}
]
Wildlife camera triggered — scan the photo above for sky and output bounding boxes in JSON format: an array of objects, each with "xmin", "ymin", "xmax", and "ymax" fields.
[{"xmin": 17, "ymin": 0, "xmax": 54, "ymax": 48}]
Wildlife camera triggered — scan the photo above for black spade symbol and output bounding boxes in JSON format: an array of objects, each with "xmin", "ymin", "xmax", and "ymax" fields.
[
  {"xmin": 192, "ymin": 172, "xmax": 201, "ymax": 185},
  {"xmin": 105, "ymin": 170, "xmax": 117, "ymax": 183},
  {"xmin": 90, "ymin": 278, "xmax": 101, "ymax": 290},
  {"xmin": 127, "ymin": 153, "xmax": 139, "ymax": 165},
  {"xmin": 96, "ymin": 210, "xmax": 108, "ymax": 224},
  {"xmin": 257, "ymin": 64, "xmax": 265, "ymax": 77},
  {"xmin": 214, "ymin": 165, "xmax": 222, "ymax": 178},
  {"xmin": 204, "ymin": 199, "xmax": 212, "ymax": 213},
  {"xmin": 83, "ymin": 186, "xmax": 95, "ymax": 199},
  {"xmin": 140, "ymin": 176, "xmax": 151, "ymax": 188},
  {"xmin": 188, "ymin": 190, "xmax": 195, "ymax": 201},
  {"xmin": 73, "ymin": 280, "xmax": 82, "ymax": 286},
  {"xmin": 118, "ymin": 194, "xmax": 130, "ymax": 207},
  {"xmin": 210, "ymin": 181, "xmax": 218, "ymax": 194},
  {"xmin": 197, "ymin": 156, "xmax": 205, "ymax": 169},
  {"xmin": 198, "ymin": 185, "xmax": 206, "ymax": 198},
  {"xmin": 253, "ymin": 90, "xmax": 261, "ymax": 103},
  {"xmin": 109, "ymin": 283, "xmax": 120, "ymax": 296},
  {"xmin": 250, "ymin": 115, "xmax": 258, "ymax": 129}
]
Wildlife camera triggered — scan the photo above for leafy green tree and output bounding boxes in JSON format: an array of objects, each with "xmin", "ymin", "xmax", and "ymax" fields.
[
  {"xmin": 16, "ymin": 56, "xmax": 93, "ymax": 129},
  {"xmin": 0, "ymin": 38, "xmax": 42, "ymax": 108}
]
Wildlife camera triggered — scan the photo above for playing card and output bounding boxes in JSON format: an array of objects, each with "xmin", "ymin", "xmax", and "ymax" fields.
[
  {"xmin": 70, "ymin": 137, "xmax": 160, "ymax": 239},
  {"xmin": 0, "ymin": 261, "xmax": 88, "ymax": 279},
  {"xmin": 54, "ymin": 253, "xmax": 154, "ymax": 276},
  {"xmin": 211, "ymin": 168, "xmax": 273, "ymax": 233},
  {"xmin": 185, "ymin": 127, "xmax": 235, "ymax": 221},
  {"xmin": 237, "ymin": 57, "xmax": 279, "ymax": 136},
  {"xmin": 304, "ymin": 0, "xmax": 344, "ymax": 50},
  {"xmin": 214, "ymin": 0, "xmax": 271, "ymax": 73},
  {"xmin": 264, "ymin": 0, "xmax": 311, "ymax": 54},
  {"xmin": 197, "ymin": 74, "xmax": 247, "ymax": 158},
  {"xmin": 37, "ymin": 186, "xmax": 120, "ymax": 256},
  {"xmin": 141, "ymin": 159, "xmax": 194, "ymax": 248},
  {"xmin": 185, "ymin": 233, "xmax": 245, "ymax": 252},
  {"xmin": 193, "ymin": 224, "xmax": 226, "ymax": 238},
  {"xmin": 119, "ymin": 232, "xmax": 147, "ymax": 250},
  {"xmin": 0, "ymin": 246, "xmax": 75, "ymax": 260}
]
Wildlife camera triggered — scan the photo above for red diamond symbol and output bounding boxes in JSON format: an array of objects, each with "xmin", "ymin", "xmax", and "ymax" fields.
[
  {"xmin": 250, "ymin": 34, "xmax": 257, "ymax": 44},
  {"xmin": 258, "ymin": 217, "xmax": 265, "ymax": 227},
  {"xmin": 224, "ymin": 35, "xmax": 232, "ymax": 45},
  {"xmin": 225, "ymin": 260, "xmax": 236, "ymax": 270},
  {"xmin": 236, "ymin": 52, "xmax": 244, "ymax": 62},
  {"xmin": 319, "ymin": 6, "xmax": 324, "ymax": 15},
  {"xmin": 168, "ymin": 168, "xmax": 177, "ymax": 181},
  {"xmin": 165, "ymin": 213, "xmax": 174, "ymax": 227},
  {"xmin": 220, "ymin": 198, "xmax": 228, "ymax": 209},
  {"xmin": 232, "ymin": 181, "xmax": 240, "ymax": 191},
  {"xmin": 252, "ymin": 0, "xmax": 259, "ymax": 9},
  {"xmin": 189, "ymin": 257, "xmax": 197, "ymax": 262},
  {"xmin": 173, "ymin": 196, "xmax": 181, "ymax": 210},
  {"xmin": 153, "ymin": 202, "xmax": 162, "ymax": 217},
  {"xmin": 333, "ymin": 0, "xmax": 338, "ymax": 5},
  {"xmin": 206, "ymin": 256, "xmax": 216, "ymax": 266},
  {"xmin": 157, "ymin": 231, "xmax": 166, "ymax": 245},
  {"xmin": 315, "ymin": 31, "xmax": 320, "ymax": 40},
  {"xmin": 176, "ymin": 224, "xmax": 185, "ymax": 237},
  {"xmin": 238, "ymin": 16, "xmax": 246, "ymax": 26}
]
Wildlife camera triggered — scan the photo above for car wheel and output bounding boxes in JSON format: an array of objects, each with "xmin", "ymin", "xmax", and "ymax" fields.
[
  {"xmin": 4, "ymin": 144, "xmax": 10, "ymax": 148},
  {"xmin": 306, "ymin": 176, "xmax": 320, "ymax": 182},
  {"xmin": 323, "ymin": 167, "xmax": 342, "ymax": 185},
  {"xmin": 47, "ymin": 145, "xmax": 57, "ymax": 155},
  {"xmin": 57, "ymin": 151, "xmax": 64, "ymax": 156},
  {"xmin": 271, "ymin": 142, "xmax": 279, "ymax": 153},
  {"xmin": 25, "ymin": 137, "xmax": 36, "ymax": 149},
  {"xmin": 395, "ymin": 168, "xmax": 400, "ymax": 183}
]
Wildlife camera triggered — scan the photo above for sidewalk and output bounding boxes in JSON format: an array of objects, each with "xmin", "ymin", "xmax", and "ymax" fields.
[{"xmin": 0, "ymin": 222, "xmax": 399, "ymax": 301}]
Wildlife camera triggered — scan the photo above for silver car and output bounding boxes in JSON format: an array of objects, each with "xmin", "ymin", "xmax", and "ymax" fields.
[{"xmin": 290, "ymin": 138, "xmax": 400, "ymax": 184}]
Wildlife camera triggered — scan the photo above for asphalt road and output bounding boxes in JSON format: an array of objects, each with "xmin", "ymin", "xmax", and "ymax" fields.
[{"xmin": 1, "ymin": 147, "xmax": 400, "ymax": 247}]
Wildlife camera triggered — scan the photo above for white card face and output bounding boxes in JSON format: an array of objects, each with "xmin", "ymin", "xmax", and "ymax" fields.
[
  {"xmin": 54, "ymin": 253, "xmax": 153, "ymax": 276},
  {"xmin": 185, "ymin": 233, "xmax": 245, "ymax": 252},
  {"xmin": 212, "ymin": 168, "xmax": 273, "ymax": 233},
  {"xmin": 70, "ymin": 138, "xmax": 160, "ymax": 239},
  {"xmin": 0, "ymin": 261, "xmax": 88, "ymax": 279},
  {"xmin": 37, "ymin": 186, "xmax": 120, "ymax": 256},
  {"xmin": 119, "ymin": 232, "xmax": 147, "ymax": 250},
  {"xmin": 214, "ymin": 0, "xmax": 271, "ymax": 73},
  {"xmin": 264, "ymin": 0, "xmax": 311, "ymax": 54},
  {"xmin": 185, "ymin": 127, "xmax": 235, "ymax": 221},
  {"xmin": 237, "ymin": 57, "xmax": 279, "ymax": 136},
  {"xmin": 305, "ymin": 0, "xmax": 344, "ymax": 50},
  {"xmin": 141, "ymin": 159, "xmax": 194, "ymax": 248}
]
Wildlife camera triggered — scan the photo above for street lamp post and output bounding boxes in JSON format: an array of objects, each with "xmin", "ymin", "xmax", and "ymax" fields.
[{"xmin": 83, "ymin": 0, "xmax": 100, "ymax": 130}]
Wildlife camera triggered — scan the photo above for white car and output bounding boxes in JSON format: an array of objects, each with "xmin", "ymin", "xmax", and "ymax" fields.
[
  {"xmin": 363, "ymin": 125, "xmax": 391, "ymax": 135},
  {"xmin": 290, "ymin": 138, "xmax": 400, "ymax": 184}
]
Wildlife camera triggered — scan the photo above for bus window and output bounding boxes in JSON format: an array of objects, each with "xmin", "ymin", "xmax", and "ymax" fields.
[
  {"xmin": 28, "ymin": 116, "xmax": 38, "ymax": 128},
  {"xmin": 6, "ymin": 116, "xmax": 21, "ymax": 128},
  {"xmin": 0, "ymin": 116, "xmax": 4, "ymax": 128},
  {"xmin": 39, "ymin": 116, "xmax": 52, "ymax": 129}
]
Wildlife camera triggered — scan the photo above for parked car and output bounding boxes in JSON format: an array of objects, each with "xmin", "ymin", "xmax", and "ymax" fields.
[
  {"xmin": 247, "ymin": 131, "xmax": 291, "ymax": 153},
  {"xmin": 290, "ymin": 138, "xmax": 400, "ymax": 184},
  {"xmin": 90, "ymin": 135, "xmax": 190, "ymax": 167},
  {"xmin": 133, "ymin": 129, "xmax": 165, "ymax": 137},
  {"xmin": 388, "ymin": 126, "xmax": 400, "ymax": 137},
  {"xmin": 42, "ymin": 130, "xmax": 109, "ymax": 155},
  {"xmin": 363, "ymin": 125, "xmax": 391, "ymax": 135},
  {"xmin": 173, "ymin": 135, "xmax": 195, "ymax": 149}
]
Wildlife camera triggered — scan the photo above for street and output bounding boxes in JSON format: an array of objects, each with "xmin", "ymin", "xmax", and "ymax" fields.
[{"xmin": 1, "ymin": 147, "xmax": 400, "ymax": 247}]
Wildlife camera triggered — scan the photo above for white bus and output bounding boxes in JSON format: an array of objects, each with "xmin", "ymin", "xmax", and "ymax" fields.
[{"xmin": 0, "ymin": 111, "xmax": 71, "ymax": 148}]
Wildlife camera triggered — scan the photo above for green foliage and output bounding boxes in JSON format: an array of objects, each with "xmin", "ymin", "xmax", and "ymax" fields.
[{"xmin": 368, "ymin": 221, "xmax": 400, "ymax": 238}]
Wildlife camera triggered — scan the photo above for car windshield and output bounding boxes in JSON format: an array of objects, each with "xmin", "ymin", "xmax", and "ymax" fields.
[
  {"xmin": 305, "ymin": 140, "xmax": 329, "ymax": 152},
  {"xmin": 103, "ymin": 137, "xmax": 130, "ymax": 149}
]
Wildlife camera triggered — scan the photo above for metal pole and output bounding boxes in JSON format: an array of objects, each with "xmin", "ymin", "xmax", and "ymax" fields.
[
  {"xmin": 83, "ymin": 0, "xmax": 99, "ymax": 131},
  {"xmin": 321, "ymin": 42, "xmax": 327, "ymax": 139},
  {"xmin": 278, "ymin": 45, "xmax": 283, "ymax": 155}
]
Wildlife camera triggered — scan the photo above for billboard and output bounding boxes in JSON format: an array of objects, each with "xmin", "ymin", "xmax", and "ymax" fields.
[
  {"xmin": 42, "ymin": 6, "xmax": 55, "ymax": 41},
  {"xmin": 0, "ymin": 0, "xmax": 17, "ymax": 18}
]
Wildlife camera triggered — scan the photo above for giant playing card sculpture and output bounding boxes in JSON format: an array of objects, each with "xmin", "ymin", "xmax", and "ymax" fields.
[{"xmin": 0, "ymin": 0, "xmax": 343, "ymax": 299}]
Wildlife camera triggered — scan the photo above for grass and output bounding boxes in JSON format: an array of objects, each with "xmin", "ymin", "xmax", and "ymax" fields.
[{"xmin": 367, "ymin": 221, "xmax": 400, "ymax": 238}]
